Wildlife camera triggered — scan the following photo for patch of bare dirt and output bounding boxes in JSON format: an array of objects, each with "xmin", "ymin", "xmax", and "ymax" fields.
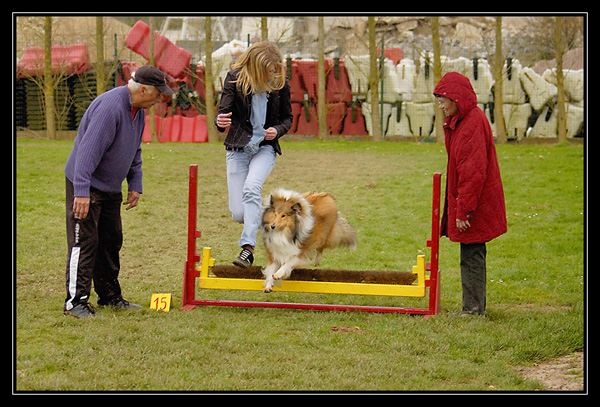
[
  {"xmin": 515, "ymin": 351, "xmax": 584, "ymax": 391},
  {"xmin": 331, "ymin": 325, "xmax": 365, "ymax": 334}
]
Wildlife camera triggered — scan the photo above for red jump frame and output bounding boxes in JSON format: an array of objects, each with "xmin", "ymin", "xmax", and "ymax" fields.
[{"xmin": 181, "ymin": 164, "xmax": 441, "ymax": 315}]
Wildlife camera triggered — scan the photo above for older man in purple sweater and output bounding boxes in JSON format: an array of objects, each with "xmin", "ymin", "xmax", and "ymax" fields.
[{"xmin": 63, "ymin": 66, "xmax": 173, "ymax": 318}]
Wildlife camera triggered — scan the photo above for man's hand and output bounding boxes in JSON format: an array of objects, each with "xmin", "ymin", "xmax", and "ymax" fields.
[
  {"xmin": 124, "ymin": 191, "xmax": 140, "ymax": 210},
  {"xmin": 73, "ymin": 197, "xmax": 90, "ymax": 219}
]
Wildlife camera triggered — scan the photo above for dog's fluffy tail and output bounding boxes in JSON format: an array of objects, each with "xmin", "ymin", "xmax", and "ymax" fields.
[{"xmin": 329, "ymin": 215, "xmax": 358, "ymax": 250}]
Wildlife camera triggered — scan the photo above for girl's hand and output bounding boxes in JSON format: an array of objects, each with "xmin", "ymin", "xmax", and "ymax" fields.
[
  {"xmin": 216, "ymin": 112, "xmax": 232, "ymax": 128},
  {"xmin": 264, "ymin": 127, "xmax": 277, "ymax": 140}
]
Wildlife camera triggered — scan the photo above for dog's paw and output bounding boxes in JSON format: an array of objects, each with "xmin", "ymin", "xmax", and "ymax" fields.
[
  {"xmin": 274, "ymin": 266, "xmax": 295, "ymax": 280},
  {"xmin": 263, "ymin": 277, "xmax": 274, "ymax": 293}
]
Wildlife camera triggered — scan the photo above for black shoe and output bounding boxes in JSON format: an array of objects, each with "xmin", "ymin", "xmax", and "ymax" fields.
[
  {"xmin": 64, "ymin": 302, "xmax": 97, "ymax": 318},
  {"xmin": 233, "ymin": 248, "xmax": 254, "ymax": 269},
  {"xmin": 111, "ymin": 299, "xmax": 143, "ymax": 310},
  {"xmin": 98, "ymin": 297, "xmax": 142, "ymax": 310}
]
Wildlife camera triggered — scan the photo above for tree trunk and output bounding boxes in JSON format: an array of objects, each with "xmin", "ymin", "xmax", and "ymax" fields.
[
  {"xmin": 493, "ymin": 16, "xmax": 508, "ymax": 143},
  {"xmin": 95, "ymin": 16, "xmax": 106, "ymax": 96},
  {"xmin": 205, "ymin": 17, "xmax": 218, "ymax": 143},
  {"xmin": 43, "ymin": 16, "xmax": 56, "ymax": 140},
  {"xmin": 431, "ymin": 17, "xmax": 444, "ymax": 143},
  {"xmin": 261, "ymin": 16, "xmax": 268, "ymax": 41},
  {"xmin": 368, "ymin": 17, "xmax": 382, "ymax": 142},
  {"xmin": 317, "ymin": 17, "xmax": 327, "ymax": 140},
  {"xmin": 555, "ymin": 16, "xmax": 567, "ymax": 142},
  {"xmin": 148, "ymin": 18, "xmax": 158, "ymax": 142}
]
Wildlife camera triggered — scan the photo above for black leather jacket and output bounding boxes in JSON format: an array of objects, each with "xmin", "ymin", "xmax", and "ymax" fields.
[{"xmin": 215, "ymin": 69, "xmax": 293, "ymax": 155}]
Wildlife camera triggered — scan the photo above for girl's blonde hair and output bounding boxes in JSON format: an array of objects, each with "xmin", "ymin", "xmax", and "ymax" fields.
[{"xmin": 231, "ymin": 41, "xmax": 285, "ymax": 95}]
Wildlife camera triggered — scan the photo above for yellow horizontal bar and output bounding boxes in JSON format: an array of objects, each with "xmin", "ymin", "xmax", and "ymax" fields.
[{"xmin": 199, "ymin": 276, "xmax": 426, "ymax": 298}]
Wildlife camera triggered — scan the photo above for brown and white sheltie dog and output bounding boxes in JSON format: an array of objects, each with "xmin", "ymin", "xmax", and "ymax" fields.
[{"xmin": 261, "ymin": 188, "xmax": 357, "ymax": 293}]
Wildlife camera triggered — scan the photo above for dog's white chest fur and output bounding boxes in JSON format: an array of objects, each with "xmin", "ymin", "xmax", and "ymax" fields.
[{"xmin": 263, "ymin": 230, "xmax": 301, "ymax": 263}]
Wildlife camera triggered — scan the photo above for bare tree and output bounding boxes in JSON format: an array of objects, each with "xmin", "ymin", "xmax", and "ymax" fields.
[
  {"xmin": 43, "ymin": 17, "xmax": 56, "ymax": 140},
  {"xmin": 205, "ymin": 16, "xmax": 218, "ymax": 143},
  {"xmin": 554, "ymin": 16, "xmax": 567, "ymax": 142},
  {"xmin": 493, "ymin": 16, "xmax": 508, "ymax": 143},
  {"xmin": 95, "ymin": 17, "xmax": 106, "ymax": 95},
  {"xmin": 317, "ymin": 17, "xmax": 327, "ymax": 140},
  {"xmin": 431, "ymin": 17, "xmax": 444, "ymax": 143},
  {"xmin": 261, "ymin": 16, "xmax": 268, "ymax": 41},
  {"xmin": 526, "ymin": 15, "xmax": 583, "ymax": 140},
  {"xmin": 368, "ymin": 17, "xmax": 382, "ymax": 141}
]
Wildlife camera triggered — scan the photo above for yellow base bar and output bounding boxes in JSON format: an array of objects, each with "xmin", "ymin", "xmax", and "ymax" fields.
[
  {"xmin": 199, "ymin": 276, "xmax": 426, "ymax": 297},
  {"xmin": 198, "ymin": 247, "xmax": 427, "ymax": 298}
]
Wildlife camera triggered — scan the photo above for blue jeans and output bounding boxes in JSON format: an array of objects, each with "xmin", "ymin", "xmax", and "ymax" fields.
[{"xmin": 226, "ymin": 145, "xmax": 276, "ymax": 248}]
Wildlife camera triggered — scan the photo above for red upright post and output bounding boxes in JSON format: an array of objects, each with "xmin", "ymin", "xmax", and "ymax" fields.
[
  {"xmin": 425, "ymin": 172, "xmax": 442, "ymax": 316},
  {"xmin": 181, "ymin": 164, "xmax": 200, "ymax": 310}
]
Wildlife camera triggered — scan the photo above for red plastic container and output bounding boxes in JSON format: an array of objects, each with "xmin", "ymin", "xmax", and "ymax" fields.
[
  {"xmin": 295, "ymin": 103, "xmax": 319, "ymax": 135},
  {"xmin": 377, "ymin": 48, "xmax": 404, "ymax": 65},
  {"xmin": 286, "ymin": 59, "xmax": 306, "ymax": 103},
  {"xmin": 17, "ymin": 43, "xmax": 91, "ymax": 78},
  {"xmin": 341, "ymin": 103, "xmax": 368, "ymax": 135},
  {"xmin": 117, "ymin": 61, "xmax": 140, "ymax": 86},
  {"xmin": 326, "ymin": 102, "xmax": 347, "ymax": 134},
  {"xmin": 125, "ymin": 20, "xmax": 192, "ymax": 79},
  {"xmin": 296, "ymin": 60, "xmax": 319, "ymax": 100},
  {"xmin": 143, "ymin": 115, "xmax": 208, "ymax": 143},
  {"xmin": 290, "ymin": 102, "xmax": 354, "ymax": 135},
  {"xmin": 292, "ymin": 59, "xmax": 352, "ymax": 103},
  {"xmin": 325, "ymin": 58, "xmax": 352, "ymax": 103}
]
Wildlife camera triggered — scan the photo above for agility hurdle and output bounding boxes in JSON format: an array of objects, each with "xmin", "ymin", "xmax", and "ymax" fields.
[{"xmin": 181, "ymin": 164, "xmax": 441, "ymax": 315}]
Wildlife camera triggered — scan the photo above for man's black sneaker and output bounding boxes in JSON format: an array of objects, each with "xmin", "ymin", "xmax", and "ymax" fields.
[
  {"xmin": 63, "ymin": 302, "xmax": 97, "ymax": 318},
  {"xmin": 98, "ymin": 298, "xmax": 143, "ymax": 310},
  {"xmin": 111, "ymin": 299, "xmax": 143, "ymax": 309},
  {"xmin": 233, "ymin": 248, "xmax": 254, "ymax": 269}
]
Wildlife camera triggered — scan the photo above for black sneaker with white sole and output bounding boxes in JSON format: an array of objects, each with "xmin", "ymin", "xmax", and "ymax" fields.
[
  {"xmin": 233, "ymin": 248, "xmax": 254, "ymax": 269},
  {"xmin": 63, "ymin": 302, "xmax": 97, "ymax": 318}
]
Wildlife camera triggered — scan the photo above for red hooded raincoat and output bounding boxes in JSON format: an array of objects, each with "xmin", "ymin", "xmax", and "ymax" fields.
[{"xmin": 433, "ymin": 72, "xmax": 507, "ymax": 244}]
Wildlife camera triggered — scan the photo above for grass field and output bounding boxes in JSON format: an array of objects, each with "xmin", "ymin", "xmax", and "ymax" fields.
[{"xmin": 15, "ymin": 139, "xmax": 585, "ymax": 392}]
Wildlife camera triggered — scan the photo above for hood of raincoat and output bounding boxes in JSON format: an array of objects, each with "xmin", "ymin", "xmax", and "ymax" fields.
[{"xmin": 433, "ymin": 72, "xmax": 478, "ymax": 123}]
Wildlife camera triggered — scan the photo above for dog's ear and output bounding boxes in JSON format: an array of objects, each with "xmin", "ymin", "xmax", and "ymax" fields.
[
  {"xmin": 292, "ymin": 202, "xmax": 303, "ymax": 213},
  {"xmin": 269, "ymin": 194, "xmax": 274, "ymax": 207}
]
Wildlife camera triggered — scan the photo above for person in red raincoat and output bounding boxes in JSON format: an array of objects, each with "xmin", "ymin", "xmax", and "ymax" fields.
[{"xmin": 433, "ymin": 72, "xmax": 507, "ymax": 316}]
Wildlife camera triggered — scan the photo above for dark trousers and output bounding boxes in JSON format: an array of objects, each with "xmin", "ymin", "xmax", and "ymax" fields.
[
  {"xmin": 64, "ymin": 178, "xmax": 123, "ymax": 310},
  {"xmin": 460, "ymin": 242, "xmax": 487, "ymax": 315}
]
